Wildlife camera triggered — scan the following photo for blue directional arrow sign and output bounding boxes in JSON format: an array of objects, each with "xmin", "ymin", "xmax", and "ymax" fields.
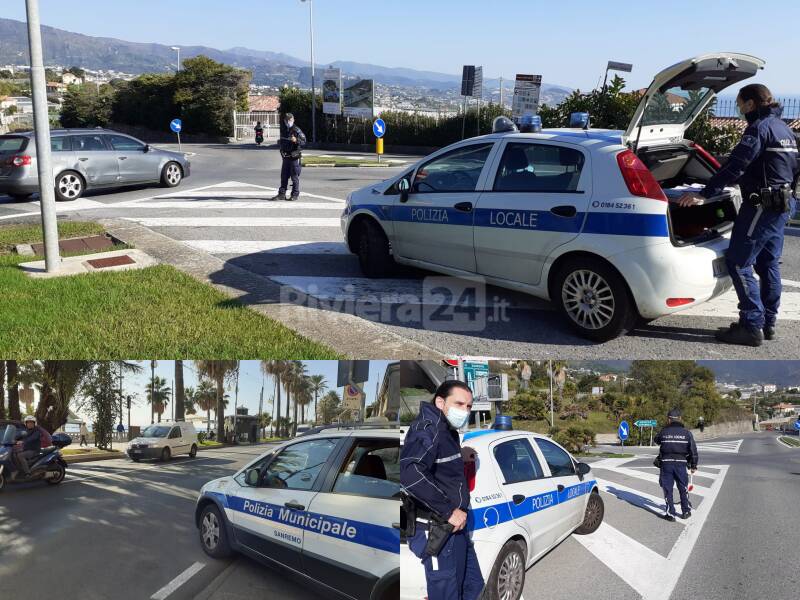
[
  {"xmin": 635, "ymin": 419, "xmax": 658, "ymax": 428},
  {"xmin": 372, "ymin": 118, "xmax": 386, "ymax": 138},
  {"xmin": 794, "ymin": 420, "xmax": 800, "ymax": 431},
  {"xmin": 618, "ymin": 420, "xmax": 630, "ymax": 441},
  {"xmin": 170, "ymin": 118, "xmax": 183, "ymax": 133}
]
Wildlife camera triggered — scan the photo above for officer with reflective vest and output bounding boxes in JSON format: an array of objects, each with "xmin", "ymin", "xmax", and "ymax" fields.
[
  {"xmin": 400, "ymin": 380, "xmax": 484, "ymax": 600},
  {"xmin": 678, "ymin": 84, "xmax": 799, "ymax": 346},
  {"xmin": 655, "ymin": 409, "xmax": 698, "ymax": 522}
]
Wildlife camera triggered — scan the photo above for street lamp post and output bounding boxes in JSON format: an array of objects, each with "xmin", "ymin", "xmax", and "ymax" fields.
[
  {"xmin": 25, "ymin": 0, "xmax": 60, "ymax": 272},
  {"xmin": 300, "ymin": 0, "xmax": 316, "ymax": 144},
  {"xmin": 171, "ymin": 46, "xmax": 181, "ymax": 72}
]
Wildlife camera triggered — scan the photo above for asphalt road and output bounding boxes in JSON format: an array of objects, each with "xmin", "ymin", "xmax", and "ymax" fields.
[
  {"xmin": 2, "ymin": 142, "xmax": 800, "ymax": 359},
  {"xmin": 0, "ymin": 444, "xmax": 325, "ymax": 600},
  {"xmin": 515, "ymin": 432, "xmax": 800, "ymax": 600}
]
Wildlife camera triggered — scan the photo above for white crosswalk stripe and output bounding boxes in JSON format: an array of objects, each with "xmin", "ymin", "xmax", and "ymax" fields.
[{"xmin": 696, "ymin": 439, "xmax": 743, "ymax": 454}]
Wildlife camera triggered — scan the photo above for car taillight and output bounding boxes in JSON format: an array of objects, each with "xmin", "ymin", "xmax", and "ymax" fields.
[
  {"xmin": 464, "ymin": 461, "xmax": 476, "ymax": 492},
  {"xmin": 616, "ymin": 149, "xmax": 667, "ymax": 202},
  {"xmin": 666, "ymin": 297, "xmax": 695, "ymax": 307},
  {"xmin": 9, "ymin": 155, "xmax": 32, "ymax": 167},
  {"xmin": 689, "ymin": 142, "xmax": 721, "ymax": 169}
]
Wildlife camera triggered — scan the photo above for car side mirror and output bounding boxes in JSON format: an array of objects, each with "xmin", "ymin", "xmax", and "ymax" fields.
[
  {"xmin": 245, "ymin": 468, "xmax": 260, "ymax": 487},
  {"xmin": 576, "ymin": 462, "xmax": 591, "ymax": 479},
  {"xmin": 398, "ymin": 178, "xmax": 410, "ymax": 202},
  {"xmin": 143, "ymin": 144, "xmax": 150, "ymax": 153}
]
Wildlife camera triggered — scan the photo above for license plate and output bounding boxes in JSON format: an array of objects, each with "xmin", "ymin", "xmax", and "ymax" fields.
[
  {"xmin": 712, "ymin": 258, "xmax": 727, "ymax": 277},
  {"xmin": 132, "ymin": 450, "xmax": 141, "ymax": 454}
]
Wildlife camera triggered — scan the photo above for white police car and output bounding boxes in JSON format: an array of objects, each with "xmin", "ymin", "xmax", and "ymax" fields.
[
  {"xmin": 195, "ymin": 427, "xmax": 400, "ymax": 600},
  {"xmin": 342, "ymin": 53, "xmax": 764, "ymax": 341},
  {"xmin": 400, "ymin": 425, "xmax": 602, "ymax": 600}
]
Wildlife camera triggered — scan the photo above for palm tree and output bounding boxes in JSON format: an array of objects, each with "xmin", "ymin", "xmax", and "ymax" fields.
[
  {"xmin": 25, "ymin": 361, "xmax": 95, "ymax": 432},
  {"xmin": 174, "ymin": 360, "xmax": 186, "ymax": 421},
  {"xmin": 6, "ymin": 360, "xmax": 21, "ymax": 421},
  {"xmin": 183, "ymin": 386, "xmax": 198, "ymax": 416},
  {"xmin": 283, "ymin": 362, "xmax": 306, "ymax": 437},
  {"xmin": 149, "ymin": 360, "xmax": 157, "ymax": 424},
  {"xmin": 295, "ymin": 377, "xmax": 313, "ymax": 428},
  {"xmin": 308, "ymin": 374, "xmax": 327, "ymax": 424},
  {"xmin": 194, "ymin": 378, "xmax": 217, "ymax": 433},
  {"xmin": 262, "ymin": 361, "xmax": 288, "ymax": 437},
  {"xmin": 146, "ymin": 376, "xmax": 171, "ymax": 422},
  {"xmin": 195, "ymin": 361, "xmax": 239, "ymax": 442},
  {"xmin": 319, "ymin": 390, "xmax": 342, "ymax": 425}
]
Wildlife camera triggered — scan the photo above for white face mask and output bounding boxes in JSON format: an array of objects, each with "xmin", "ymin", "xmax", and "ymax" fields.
[
  {"xmin": 445, "ymin": 405, "xmax": 470, "ymax": 430},
  {"xmin": 285, "ymin": 120, "xmax": 294, "ymax": 128}
]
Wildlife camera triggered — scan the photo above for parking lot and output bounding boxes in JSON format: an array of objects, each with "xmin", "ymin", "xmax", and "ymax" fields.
[{"xmin": 2, "ymin": 142, "xmax": 800, "ymax": 359}]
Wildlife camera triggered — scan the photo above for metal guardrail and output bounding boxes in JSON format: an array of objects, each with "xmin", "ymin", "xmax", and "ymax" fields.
[{"xmin": 713, "ymin": 98, "xmax": 800, "ymax": 120}]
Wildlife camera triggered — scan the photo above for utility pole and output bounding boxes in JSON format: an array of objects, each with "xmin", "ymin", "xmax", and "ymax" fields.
[
  {"xmin": 499, "ymin": 76, "xmax": 504, "ymax": 108},
  {"xmin": 301, "ymin": 0, "xmax": 316, "ymax": 143},
  {"xmin": 548, "ymin": 360, "xmax": 554, "ymax": 428},
  {"xmin": 25, "ymin": 0, "xmax": 60, "ymax": 272}
]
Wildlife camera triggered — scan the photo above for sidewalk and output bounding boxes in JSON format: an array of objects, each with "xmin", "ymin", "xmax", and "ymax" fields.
[{"xmin": 194, "ymin": 556, "xmax": 317, "ymax": 600}]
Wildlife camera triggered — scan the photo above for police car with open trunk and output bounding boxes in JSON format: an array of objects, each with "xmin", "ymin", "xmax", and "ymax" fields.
[
  {"xmin": 342, "ymin": 53, "xmax": 765, "ymax": 341},
  {"xmin": 195, "ymin": 425, "xmax": 400, "ymax": 600}
]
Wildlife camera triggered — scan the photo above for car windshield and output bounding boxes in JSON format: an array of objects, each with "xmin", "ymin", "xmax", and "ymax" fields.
[
  {"xmin": 640, "ymin": 86, "xmax": 713, "ymax": 126},
  {"xmin": 1, "ymin": 424, "xmax": 19, "ymax": 444},
  {"xmin": 0, "ymin": 136, "xmax": 27, "ymax": 154},
  {"xmin": 141, "ymin": 425, "xmax": 170, "ymax": 438}
]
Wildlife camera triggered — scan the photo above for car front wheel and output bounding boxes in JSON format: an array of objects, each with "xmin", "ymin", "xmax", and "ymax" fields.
[
  {"xmin": 161, "ymin": 162, "xmax": 183, "ymax": 187},
  {"xmin": 356, "ymin": 219, "xmax": 395, "ymax": 278},
  {"xmin": 54, "ymin": 171, "xmax": 84, "ymax": 201},
  {"xmin": 161, "ymin": 447, "xmax": 171, "ymax": 462},
  {"xmin": 575, "ymin": 491, "xmax": 604, "ymax": 535},
  {"xmin": 484, "ymin": 540, "xmax": 526, "ymax": 600},
  {"xmin": 554, "ymin": 256, "xmax": 637, "ymax": 342},
  {"xmin": 189, "ymin": 444, "xmax": 197, "ymax": 458},
  {"xmin": 199, "ymin": 504, "xmax": 233, "ymax": 558}
]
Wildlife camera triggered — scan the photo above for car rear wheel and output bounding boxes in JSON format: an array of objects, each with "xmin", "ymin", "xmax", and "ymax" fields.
[
  {"xmin": 199, "ymin": 504, "xmax": 232, "ymax": 558},
  {"xmin": 575, "ymin": 492, "xmax": 604, "ymax": 535},
  {"xmin": 46, "ymin": 463, "xmax": 66, "ymax": 485},
  {"xmin": 554, "ymin": 256, "xmax": 637, "ymax": 342},
  {"xmin": 161, "ymin": 162, "xmax": 182, "ymax": 187},
  {"xmin": 54, "ymin": 171, "xmax": 84, "ymax": 201},
  {"xmin": 8, "ymin": 193, "xmax": 32, "ymax": 201},
  {"xmin": 131, "ymin": 457, "xmax": 140, "ymax": 463},
  {"xmin": 161, "ymin": 447, "xmax": 171, "ymax": 462},
  {"xmin": 485, "ymin": 540, "xmax": 526, "ymax": 600},
  {"xmin": 356, "ymin": 219, "xmax": 395, "ymax": 278},
  {"xmin": 189, "ymin": 444, "xmax": 197, "ymax": 458},
  {"xmin": 0, "ymin": 470, "xmax": 6, "ymax": 492}
]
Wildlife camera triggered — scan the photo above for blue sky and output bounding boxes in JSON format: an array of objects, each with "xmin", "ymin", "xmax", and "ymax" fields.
[
  {"xmin": 72, "ymin": 361, "xmax": 390, "ymax": 427},
  {"xmin": 3, "ymin": 0, "xmax": 799, "ymax": 94}
]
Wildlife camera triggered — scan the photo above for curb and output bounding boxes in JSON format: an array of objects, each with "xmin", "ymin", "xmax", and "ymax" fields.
[
  {"xmin": 192, "ymin": 558, "xmax": 239, "ymax": 600},
  {"xmin": 64, "ymin": 452, "xmax": 124, "ymax": 464},
  {"xmin": 776, "ymin": 436, "xmax": 800, "ymax": 448}
]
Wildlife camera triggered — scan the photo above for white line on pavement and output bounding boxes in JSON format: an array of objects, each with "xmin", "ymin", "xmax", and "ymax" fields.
[
  {"xmin": 123, "ymin": 217, "xmax": 341, "ymax": 227},
  {"xmin": 114, "ymin": 200, "xmax": 343, "ymax": 210},
  {"xmin": 679, "ymin": 289, "xmax": 800, "ymax": 321},
  {"xmin": 184, "ymin": 240, "xmax": 350, "ymax": 255},
  {"xmin": 150, "ymin": 562, "xmax": 205, "ymax": 600},
  {"xmin": 696, "ymin": 439, "xmax": 743, "ymax": 453}
]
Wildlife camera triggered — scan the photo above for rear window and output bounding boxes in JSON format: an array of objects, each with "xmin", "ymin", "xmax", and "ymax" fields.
[
  {"xmin": 70, "ymin": 135, "xmax": 107, "ymax": 151},
  {"xmin": 333, "ymin": 439, "xmax": 400, "ymax": 499},
  {"xmin": 493, "ymin": 438, "xmax": 545, "ymax": 484},
  {"xmin": 641, "ymin": 87, "xmax": 713, "ymax": 126},
  {"xmin": 51, "ymin": 136, "xmax": 72, "ymax": 152},
  {"xmin": 535, "ymin": 439, "xmax": 576, "ymax": 477},
  {"xmin": 494, "ymin": 142, "xmax": 585, "ymax": 193},
  {"xmin": 0, "ymin": 136, "xmax": 27, "ymax": 154}
]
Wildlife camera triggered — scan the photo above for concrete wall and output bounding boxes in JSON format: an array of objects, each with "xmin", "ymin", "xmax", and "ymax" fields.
[{"xmin": 595, "ymin": 420, "xmax": 754, "ymax": 445}]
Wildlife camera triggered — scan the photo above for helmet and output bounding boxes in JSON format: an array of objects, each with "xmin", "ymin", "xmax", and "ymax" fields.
[
  {"xmin": 23, "ymin": 415, "xmax": 36, "ymax": 424},
  {"xmin": 492, "ymin": 116, "xmax": 518, "ymax": 134},
  {"xmin": 667, "ymin": 409, "xmax": 682, "ymax": 420}
]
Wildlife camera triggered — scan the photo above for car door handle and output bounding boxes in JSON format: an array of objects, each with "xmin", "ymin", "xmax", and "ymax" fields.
[
  {"xmin": 284, "ymin": 501, "xmax": 305, "ymax": 510},
  {"xmin": 118, "ymin": 156, "xmax": 127, "ymax": 160},
  {"xmin": 78, "ymin": 157, "xmax": 89, "ymax": 162},
  {"xmin": 512, "ymin": 494, "xmax": 526, "ymax": 505},
  {"xmin": 454, "ymin": 201, "xmax": 473, "ymax": 212},
  {"xmin": 550, "ymin": 205, "xmax": 577, "ymax": 218},
  {"xmin": 557, "ymin": 484, "xmax": 565, "ymax": 493}
]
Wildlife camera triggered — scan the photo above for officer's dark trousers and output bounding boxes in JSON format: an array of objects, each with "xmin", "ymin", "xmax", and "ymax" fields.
[
  {"xmin": 725, "ymin": 198, "xmax": 796, "ymax": 330},
  {"xmin": 14, "ymin": 448, "xmax": 36, "ymax": 475},
  {"xmin": 659, "ymin": 461, "xmax": 690, "ymax": 516},
  {"xmin": 408, "ymin": 527, "xmax": 484, "ymax": 600},
  {"xmin": 279, "ymin": 158, "xmax": 301, "ymax": 198}
]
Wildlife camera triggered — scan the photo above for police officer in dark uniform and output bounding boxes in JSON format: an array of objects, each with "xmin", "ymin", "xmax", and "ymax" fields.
[
  {"xmin": 400, "ymin": 380, "xmax": 484, "ymax": 600},
  {"xmin": 271, "ymin": 112, "xmax": 306, "ymax": 201},
  {"xmin": 678, "ymin": 84, "xmax": 799, "ymax": 346},
  {"xmin": 655, "ymin": 409, "xmax": 698, "ymax": 522}
]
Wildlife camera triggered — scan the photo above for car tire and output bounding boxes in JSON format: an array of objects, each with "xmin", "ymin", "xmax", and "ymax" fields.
[
  {"xmin": 575, "ymin": 492, "xmax": 604, "ymax": 535},
  {"xmin": 161, "ymin": 447, "xmax": 171, "ymax": 462},
  {"xmin": 54, "ymin": 171, "xmax": 84, "ymax": 201},
  {"xmin": 131, "ymin": 457, "xmax": 140, "ymax": 463},
  {"xmin": 484, "ymin": 540, "xmax": 526, "ymax": 600},
  {"xmin": 161, "ymin": 162, "xmax": 183, "ymax": 188},
  {"xmin": 199, "ymin": 504, "xmax": 233, "ymax": 559},
  {"xmin": 356, "ymin": 219, "xmax": 395, "ymax": 278},
  {"xmin": 189, "ymin": 444, "xmax": 197, "ymax": 458},
  {"xmin": 46, "ymin": 463, "xmax": 66, "ymax": 485},
  {"xmin": 8, "ymin": 193, "xmax": 32, "ymax": 201},
  {"xmin": 0, "ymin": 470, "xmax": 6, "ymax": 492},
  {"xmin": 553, "ymin": 256, "xmax": 638, "ymax": 342}
]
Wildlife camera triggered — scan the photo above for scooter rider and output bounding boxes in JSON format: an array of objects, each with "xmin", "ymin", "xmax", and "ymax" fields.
[
  {"xmin": 655, "ymin": 409, "xmax": 698, "ymax": 522},
  {"xmin": 678, "ymin": 84, "xmax": 799, "ymax": 346},
  {"xmin": 400, "ymin": 380, "xmax": 484, "ymax": 600},
  {"xmin": 271, "ymin": 112, "xmax": 306, "ymax": 201},
  {"xmin": 13, "ymin": 415, "xmax": 41, "ymax": 477}
]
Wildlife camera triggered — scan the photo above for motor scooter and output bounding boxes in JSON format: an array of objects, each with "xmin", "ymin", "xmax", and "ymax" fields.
[
  {"xmin": 0, "ymin": 423, "xmax": 71, "ymax": 491},
  {"xmin": 255, "ymin": 128, "xmax": 264, "ymax": 145}
]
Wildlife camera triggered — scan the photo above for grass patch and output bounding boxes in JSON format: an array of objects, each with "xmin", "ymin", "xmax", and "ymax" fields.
[
  {"xmin": 62, "ymin": 447, "xmax": 121, "ymax": 456},
  {"xmin": 0, "ymin": 223, "xmax": 339, "ymax": 358},
  {"xmin": 302, "ymin": 155, "xmax": 396, "ymax": 167},
  {"xmin": 0, "ymin": 221, "xmax": 106, "ymax": 254},
  {"xmin": 779, "ymin": 436, "xmax": 800, "ymax": 447},
  {"xmin": 199, "ymin": 440, "xmax": 224, "ymax": 447}
]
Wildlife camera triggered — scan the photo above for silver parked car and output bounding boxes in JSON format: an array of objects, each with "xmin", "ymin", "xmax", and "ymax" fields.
[{"xmin": 0, "ymin": 128, "xmax": 191, "ymax": 201}]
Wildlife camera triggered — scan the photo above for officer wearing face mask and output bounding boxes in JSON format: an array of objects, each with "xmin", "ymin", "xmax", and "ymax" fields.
[
  {"xmin": 400, "ymin": 380, "xmax": 484, "ymax": 600},
  {"xmin": 271, "ymin": 112, "xmax": 306, "ymax": 201}
]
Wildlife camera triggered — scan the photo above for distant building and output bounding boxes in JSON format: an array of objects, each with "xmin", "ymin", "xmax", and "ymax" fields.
[
  {"xmin": 771, "ymin": 403, "xmax": 799, "ymax": 417},
  {"xmin": 762, "ymin": 384, "xmax": 777, "ymax": 394},
  {"xmin": 248, "ymin": 95, "xmax": 279, "ymax": 112},
  {"xmin": 61, "ymin": 72, "xmax": 83, "ymax": 85},
  {"xmin": 598, "ymin": 374, "xmax": 618, "ymax": 383}
]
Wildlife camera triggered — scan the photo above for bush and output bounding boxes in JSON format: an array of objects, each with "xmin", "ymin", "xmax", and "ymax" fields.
[{"xmin": 553, "ymin": 426, "xmax": 596, "ymax": 453}]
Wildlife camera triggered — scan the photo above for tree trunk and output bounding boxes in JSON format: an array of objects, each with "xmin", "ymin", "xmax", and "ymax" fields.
[
  {"xmin": 275, "ymin": 377, "xmax": 281, "ymax": 438},
  {"xmin": 175, "ymin": 360, "xmax": 185, "ymax": 421},
  {"xmin": 313, "ymin": 392, "xmax": 318, "ymax": 425},
  {"xmin": 207, "ymin": 408, "xmax": 211, "ymax": 433},
  {"xmin": 285, "ymin": 386, "xmax": 290, "ymax": 437},
  {"xmin": 294, "ymin": 401, "xmax": 299, "ymax": 436},
  {"xmin": 7, "ymin": 360, "xmax": 21, "ymax": 421},
  {"xmin": 216, "ymin": 379, "xmax": 225, "ymax": 442},
  {"xmin": 0, "ymin": 360, "xmax": 5, "ymax": 420}
]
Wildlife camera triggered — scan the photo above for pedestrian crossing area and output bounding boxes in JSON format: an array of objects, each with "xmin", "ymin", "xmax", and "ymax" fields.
[{"xmin": 695, "ymin": 439, "xmax": 743, "ymax": 454}]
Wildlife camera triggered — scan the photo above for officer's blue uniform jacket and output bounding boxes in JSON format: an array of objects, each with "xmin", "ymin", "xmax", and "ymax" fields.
[
  {"xmin": 400, "ymin": 401, "xmax": 469, "ymax": 519},
  {"xmin": 279, "ymin": 124, "xmax": 306, "ymax": 159},
  {"xmin": 655, "ymin": 421, "xmax": 698, "ymax": 468},
  {"xmin": 701, "ymin": 105, "xmax": 798, "ymax": 198}
]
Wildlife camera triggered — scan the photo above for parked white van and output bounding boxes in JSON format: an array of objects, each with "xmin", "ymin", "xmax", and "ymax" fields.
[{"xmin": 127, "ymin": 421, "xmax": 199, "ymax": 462}]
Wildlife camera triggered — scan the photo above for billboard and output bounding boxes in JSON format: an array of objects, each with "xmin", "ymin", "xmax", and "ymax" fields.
[
  {"xmin": 512, "ymin": 74, "xmax": 543, "ymax": 121},
  {"xmin": 461, "ymin": 65, "xmax": 475, "ymax": 97},
  {"xmin": 322, "ymin": 67, "xmax": 342, "ymax": 115},
  {"xmin": 473, "ymin": 66, "xmax": 483, "ymax": 100},
  {"xmin": 343, "ymin": 78, "xmax": 375, "ymax": 118}
]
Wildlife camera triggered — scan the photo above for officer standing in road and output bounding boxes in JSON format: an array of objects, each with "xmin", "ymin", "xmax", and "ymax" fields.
[
  {"xmin": 678, "ymin": 84, "xmax": 799, "ymax": 347},
  {"xmin": 270, "ymin": 112, "xmax": 306, "ymax": 201},
  {"xmin": 400, "ymin": 380, "xmax": 484, "ymax": 600},
  {"xmin": 655, "ymin": 409, "xmax": 698, "ymax": 522}
]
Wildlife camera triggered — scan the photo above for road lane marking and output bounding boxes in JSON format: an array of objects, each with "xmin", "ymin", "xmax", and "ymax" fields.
[
  {"xmin": 185, "ymin": 240, "xmax": 350, "ymax": 255},
  {"xmin": 123, "ymin": 217, "xmax": 341, "ymax": 227},
  {"xmin": 113, "ymin": 200, "xmax": 343, "ymax": 209},
  {"xmin": 594, "ymin": 477, "xmax": 673, "ymax": 516},
  {"xmin": 150, "ymin": 562, "xmax": 205, "ymax": 600},
  {"xmin": 696, "ymin": 439, "xmax": 743, "ymax": 454},
  {"xmin": 679, "ymin": 290, "xmax": 800, "ymax": 321}
]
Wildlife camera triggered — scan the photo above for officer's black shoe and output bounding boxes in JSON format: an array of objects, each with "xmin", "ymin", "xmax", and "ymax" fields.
[
  {"xmin": 287, "ymin": 195, "xmax": 298, "ymax": 202},
  {"xmin": 680, "ymin": 511, "xmax": 691, "ymax": 519},
  {"xmin": 268, "ymin": 194, "xmax": 283, "ymax": 201},
  {"xmin": 661, "ymin": 513, "xmax": 676, "ymax": 522},
  {"xmin": 715, "ymin": 323, "xmax": 763, "ymax": 347},
  {"xmin": 763, "ymin": 325, "xmax": 776, "ymax": 341}
]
